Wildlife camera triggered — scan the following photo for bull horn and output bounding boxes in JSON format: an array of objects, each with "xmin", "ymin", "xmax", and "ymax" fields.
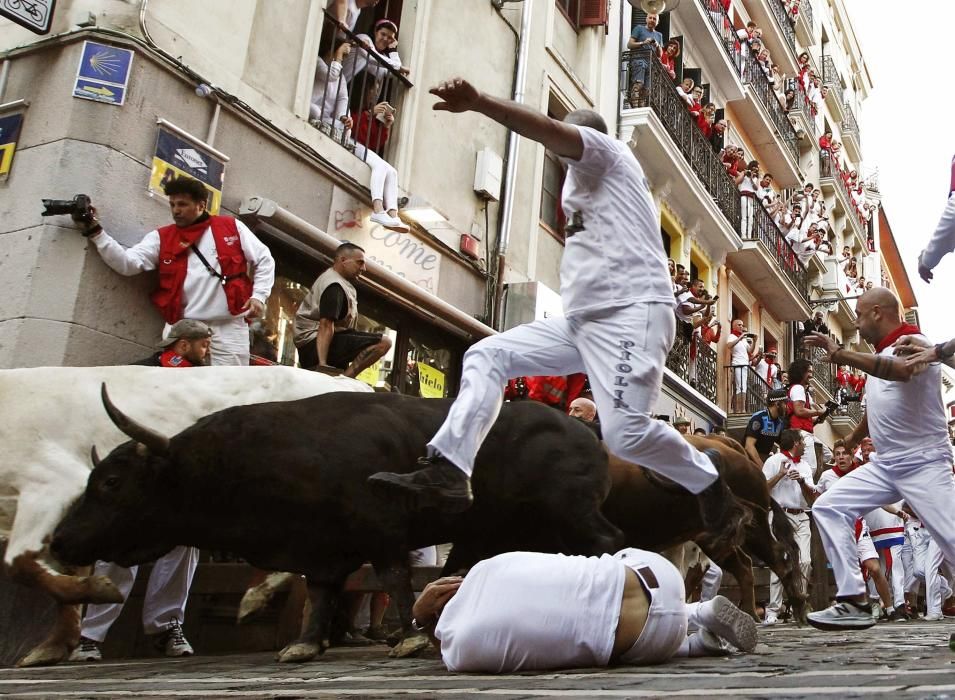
[
  {"xmin": 91, "ymin": 445, "xmax": 101, "ymax": 467},
  {"xmin": 100, "ymin": 383, "xmax": 170, "ymax": 455}
]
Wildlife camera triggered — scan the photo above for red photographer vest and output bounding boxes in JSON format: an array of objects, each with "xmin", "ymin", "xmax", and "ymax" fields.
[
  {"xmin": 151, "ymin": 216, "xmax": 253, "ymax": 324},
  {"xmin": 787, "ymin": 383, "xmax": 815, "ymax": 432}
]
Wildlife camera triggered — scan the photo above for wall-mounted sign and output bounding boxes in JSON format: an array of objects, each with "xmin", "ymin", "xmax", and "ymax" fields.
[
  {"xmin": 0, "ymin": 0, "xmax": 56, "ymax": 35},
  {"xmin": 0, "ymin": 112, "xmax": 24, "ymax": 181},
  {"xmin": 416, "ymin": 361, "xmax": 446, "ymax": 399},
  {"xmin": 73, "ymin": 41, "xmax": 134, "ymax": 106},
  {"xmin": 149, "ymin": 123, "xmax": 228, "ymax": 215},
  {"xmin": 328, "ymin": 187, "xmax": 441, "ymax": 295}
]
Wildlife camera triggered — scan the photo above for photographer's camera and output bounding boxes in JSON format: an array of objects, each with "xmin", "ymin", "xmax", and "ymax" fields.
[{"xmin": 41, "ymin": 194, "xmax": 95, "ymax": 228}]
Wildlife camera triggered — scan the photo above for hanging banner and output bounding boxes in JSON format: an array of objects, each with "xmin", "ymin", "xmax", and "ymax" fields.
[
  {"xmin": 356, "ymin": 361, "xmax": 380, "ymax": 388},
  {"xmin": 148, "ymin": 124, "xmax": 227, "ymax": 214},
  {"xmin": 72, "ymin": 41, "xmax": 134, "ymax": 106},
  {"xmin": 0, "ymin": 112, "xmax": 24, "ymax": 181},
  {"xmin": 417, "ymin": 362, "xmax": 445, "ymax": 399},
  {"xmin": 0, "ymin": 0, "xmax": 56, "ymax": 35}
]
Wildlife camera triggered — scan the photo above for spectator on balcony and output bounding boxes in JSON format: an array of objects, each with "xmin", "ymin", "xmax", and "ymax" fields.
[
  {"xmin": 676, "ymin": 279, "xmax": 716, "ymax": 341},
  {"xmin": 797, "ymin": 53, "xmax": 811, "ymax": 88},
  {"xmin": 840, "ymin": 245, "xmax": 851, "ymax": 262},
  {"xmin": 310, "ymin": 40, "xmax": 354, "ymax": 137},
  {"xmin": 797, "ymin": 311, "xmax": 830, "ymax": 346},
  {"xmin": 736, "ymin": 161, "xmax": 760, "ymax": 236},
  {"xmin": 785, "ymin": 358, "xmax": 826, "ymax": 475},
  {"xmin": 755, "ymin": 348, "xmax": 781, "ymax": 390},
  {"xmin": 351, "ymin": 79, "xmax": 410, "ymax": 232},
  {"xmin": 854, "ymin": 276, "xmax": 867, "ymax": 294},
  {"xmin": 695, "ymin": 103, "xmax": 716, "ymax": 138},
  {"xmin": 843, "ymin": 256, "xmax": 858, "ymax": 284},
  {"xmin": 689, "ymin": 85, "xmax": 705, "ymax": 114},
  {"xmin": 328, "ymin": 0, "xmax": 381, "ymax": 33},
  {"xmin": 756, "ymin": 173, "xmax": 778, "ymax": 213},
  {"xmin": 737, "ymin": 21, "xmax": 760, "ymax": 58},
  {"xmin": 819, "ymin": 130, "xmax": 833, "ymax": 157},
  {"xmin": 627, "ymin": 13, "xmax": 663, "ymax": 108},
  {"xmin": 784, "ymin": 87, "xmax": 796, "ymax": 112},
  {"xmin": 675, "ymin": 77, "xmax": 696, "ymax": 108},
  {"xmin": 757, "ymin": 49, "xmax": 773, "ymax": 79},
  {"xmin": 343, "ymin": 18, "xmax": 410, "ymax": 93},
  {"xmin": 660, "ymin": 39, "xmax": 680, "ymax": 81},
  {"xmin": 709, "ymin": 119, "xmax": 727, "ymax": 153},
  {"xmin": 728, "ymin": 320, "xmax": 758, "ymax": 412}
]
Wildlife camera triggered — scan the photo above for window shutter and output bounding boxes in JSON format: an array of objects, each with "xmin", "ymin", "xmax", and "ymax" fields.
[{"xmin": 578, "ymin": 0, "xmax": 608, "ymax": 26}]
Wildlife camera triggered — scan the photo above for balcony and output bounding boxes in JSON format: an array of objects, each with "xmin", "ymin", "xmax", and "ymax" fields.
[
  {"xmin": 807, "ymin": 344, "xmax": 836, "ymax": 402},
  {"xmin": 787, "ymin": 79, "xmax": 819, "ymax": 145},
  {"xmin": 819, "ymin": 154, "xmax": 868, "ymax": 249},
  {"xmin": 794, "ymin": 0, "xmax": 814, "ymax": 47},
  {"xmin": 666, "ymin": 333, "xmax": 718, "ymax": 405},
  {"xmin": 735, "ymin": 54, "xmax": 801, "ymax": 186},
  {"xmin": 820, "ymin": 55, "xmax": 845, "ymax": 121},
  {"xmin": 682, "ymin": 0, "xmax": 747, "ymax": 102},
  {"xmin": 725, "ymin": 365, "xmax": 772, "ymax": 416},
  {"xmin": 830, "ymin": 398, "xmax": 864, "ymax": 436},
  {"xmin": 739, "ymin": 0, "xmax": 798, "ymax": 74},
  {"xmin": 727, "ymin": 198, "xmax": 811, "ymax": 320},
  {"xmin": 619, "ymin": 49, "xmax": 742, "ymax": 252},
  {"xmin": 841, "ymin": 103, "xmax": 861, "ymax": 163}
]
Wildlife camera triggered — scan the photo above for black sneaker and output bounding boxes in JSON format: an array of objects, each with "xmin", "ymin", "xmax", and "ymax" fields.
[
  {"xmin": 367, "ymin": 456, "xmax": 474, "ymax": 513},
  {"xmin": 697, "ymin": 449, "xmax": 748, "ymax": 548},
  {"xmin": 887, "ymin": 607, "xmax": 907, "ymax": 623},
  {"xmin": 68, "ymin": 637, "xmax": 102, "ymax": 662}
]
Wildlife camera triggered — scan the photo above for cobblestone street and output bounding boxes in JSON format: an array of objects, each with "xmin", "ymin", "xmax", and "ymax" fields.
[{"xmin": 1, "ymin": 620, "xmax": 952, "ymax": 699}]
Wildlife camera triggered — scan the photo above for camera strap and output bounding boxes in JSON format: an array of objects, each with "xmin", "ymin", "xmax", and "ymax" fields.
[{"xmin": 190, "ymin": 244, "xmax": 244, "ymax": 286}]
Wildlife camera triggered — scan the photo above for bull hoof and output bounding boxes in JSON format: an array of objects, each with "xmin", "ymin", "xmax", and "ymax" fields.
[
  {"xmin": 387, "ymin": 633, "xmax": 431, "ymax": 659},
  {"xmin": 238, "ymin": 572, "xmax": 297, "ymax": 623},
  {"xmin": 86, "ymin": 575, "xmax": 124, "ymax": 604},
  {"xmin": 276, "ymin": 642, "xmax": 320, "ymax": 663},
  {"xmin": 16, "ymin": 642, "xmax": 69, "ymax": 668}
]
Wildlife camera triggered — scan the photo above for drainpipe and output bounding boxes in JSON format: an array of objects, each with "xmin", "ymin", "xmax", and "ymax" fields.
[{"xmin": 491, "ymin": 0, "xmax": 533, "ymax": 329}]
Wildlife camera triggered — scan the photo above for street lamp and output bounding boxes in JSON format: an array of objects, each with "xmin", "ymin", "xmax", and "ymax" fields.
[{"xmin": 629, "ymin": 0, "xmax": 682, "ymax": 13}]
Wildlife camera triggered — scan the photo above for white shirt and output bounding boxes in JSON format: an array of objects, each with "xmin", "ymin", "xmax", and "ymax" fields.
[
  {"xmin": 341, "ymin": 34, "xmax": 403, "ymax": 86},
  {"xmin": 728, "ymin": 333, "xmax": 751, "ymax": 366},
  {"xmin": 559, "ymin": 126, "xmax": 675, "ymax": 318},
  {"xmin": 327, "ymin": 0, "xmax": 360, "ymax": 30},
  {"xmin": 755, "ymin": 358, "xmax": 778, "ymax": 386},
  {"xmin": 675, "ymin": 290, "xmax": 696, "ymax": 323},
  {"xmin": 815, "ymin": 467, "xmax": 840, "ymax": 494},
  {"xmin": 310, "ymin": 58, "xmax": 348, "ymax": 125},
  {"xmin": 865, "ymin": 336, "xmax": 951, "ymax": 466},
  {"xmin": 920, "ymin": 193, "xmax": 955, "ymax": 272},
  {"xmin": 92, "ymin": 219, "xmax": 275, "ymax": 322},
  {"xmin": 435, "ymin": 551, "xmax": 625, "ymax": 672},
  {"xmin": 763, "ymin": 451, "xmax": 815, "ymax": 509}
]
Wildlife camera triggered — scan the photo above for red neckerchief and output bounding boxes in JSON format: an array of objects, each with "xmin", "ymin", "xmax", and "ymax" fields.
[
  {"xmin": 832, "ymin": 463, "xmax": 849, "ymax": 477},
  {"xmin": 782, "ymin": 450, "xmax": 800, "ymax": 464},
  {"xmin": 874, "ymin": 323, "xmax": 921, "ymax": 353},
  {"xmin": 159, "ymin": 349, "xmax": 195, "ymax": 368}
]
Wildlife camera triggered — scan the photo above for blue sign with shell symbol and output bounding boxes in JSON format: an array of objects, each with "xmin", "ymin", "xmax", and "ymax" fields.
[{"xmin": 73, "ymin": 41, "xmax": 134, "ymax": 106}]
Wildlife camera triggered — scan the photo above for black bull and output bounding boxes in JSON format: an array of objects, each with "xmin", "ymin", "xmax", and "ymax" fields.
[{"xmin": 51, "ymin": 389, "xmax": 624, "ymax": 662}]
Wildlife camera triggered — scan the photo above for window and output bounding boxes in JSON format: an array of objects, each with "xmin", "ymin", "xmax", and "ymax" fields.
[
  {"xmin": 557, "ymin": 0, "xmax": 608, "ymax": 28},
  {"xmin": 540, "ymin": 150, "xmax": 567, "ymax": 240}
]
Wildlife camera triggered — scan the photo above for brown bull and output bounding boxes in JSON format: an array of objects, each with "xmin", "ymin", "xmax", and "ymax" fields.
[{"xmin": 602, "ymin": 434, "xmax": 808, "ymax": 623}]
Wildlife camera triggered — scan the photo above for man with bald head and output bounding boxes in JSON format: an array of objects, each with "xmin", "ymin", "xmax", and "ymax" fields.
[
  {"xmin": 568, "ymin": 397, "xmax": 597, "ymax": 422},
  {"xmin": 803, "ymin": 287, "xmax": 955, "ymax": 631},
  {"xmin": 370, "ymin": 78, "xmax": 744, "ymax": 551}
]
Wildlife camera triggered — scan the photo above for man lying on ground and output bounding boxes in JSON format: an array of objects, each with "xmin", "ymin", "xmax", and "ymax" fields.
[{"xmin": 411, "ymin": 548, "xmax": 757, "ymax": 673}]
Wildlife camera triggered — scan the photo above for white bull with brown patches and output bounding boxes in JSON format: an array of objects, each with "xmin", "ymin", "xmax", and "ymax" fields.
[{"xmin": 0, "ymin": 365, "xmax": 370, "ymax": 667}]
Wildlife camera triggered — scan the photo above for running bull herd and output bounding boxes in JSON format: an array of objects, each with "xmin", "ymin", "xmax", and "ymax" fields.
[{"xmin": 0, "ymin": 365, "xmax": 804, "ymax": 667}]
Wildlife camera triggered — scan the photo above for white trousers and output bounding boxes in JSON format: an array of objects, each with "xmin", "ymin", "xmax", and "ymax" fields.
[
  {"xmin": 428, "ymin": 304, "xmax": 719, "ymax": 494},
  {"xmin": 353, "ymin": 143, "xmax": 398, "ymax": 212},
  {"xmin": 909, "ymin": 528, "xmax": 952, "ymax": 617},
  {"xmin": 868, "ymin": 544, "xmax": 905, "ymax": 609},
  {"xmin": 767, "ymin": 511, "xmax": 811, "ymax": 613},
  {"xmin": 700, "ymin": 560, "xmax": 723, "ymax": 602},
  {"xmin": 164, "ymin": 317, "xmax": 249, "ymax": 366},
  {"xmin": 81, "ymin": 546, "xmax": 199, "ymax": 641},
  {"xmin": 798, "ymin": 430, "xmax": 817, "ymax": 476},
  {"xmin": 813, "ymin": 454, "xmax": 955, "ymax": 598}
]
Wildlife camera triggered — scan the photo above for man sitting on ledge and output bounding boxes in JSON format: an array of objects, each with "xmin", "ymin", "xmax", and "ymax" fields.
[{"xmin": 411, "ymin": 548, "xmax": 757, "ymax": 673}]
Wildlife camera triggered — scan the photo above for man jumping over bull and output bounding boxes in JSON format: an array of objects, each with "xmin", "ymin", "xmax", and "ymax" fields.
[{"xmin": 369, "ymin": 77, "xmax": 746, "ymax": 547}]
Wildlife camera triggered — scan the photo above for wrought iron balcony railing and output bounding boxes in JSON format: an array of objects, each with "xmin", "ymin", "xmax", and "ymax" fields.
[
  {"xmin": 697, "ymin": 0, "xmax": 745, "ymax": 76},
  {"xmin": 819, "ymin": 153, "xmax": 867, "ymax": 232},
  {"xmin": 787, "ymin": 78, "xmax": 819, "ymax": 140},
  {"xmin": 797, "ymin": 0, "xmax": 813, "ymax": 34},
  {"xmin": 820, "ymin": 55, "xmax": 844, "ymax": 107},
  {"xmin": 621, "ymin": 47, "xmax": 742, "ymax": 231},
  {"xmin": 740, "ymin": 54, "xmax": 800, "ymax": 162},
  {"xmin": 667, "ymin": 332, "xmax": 718, "ymax": 404},
  {"xmin": 842, "ymin": 103, "xmax": 859, "ymax": 135},
  {"xmin": 725, "ymin": 365, "xmax": 772, "ymax": 415},
  {"xmin": 741, "ymin": 196, "xmax": 809, "ymax": 298},
  {"xmin": 768, "ymin": 0, "xmax": 797, "ymax": 54},
  {"xmin": 806, "ymin": 344, "xmax": 835, "ymax": 397}
]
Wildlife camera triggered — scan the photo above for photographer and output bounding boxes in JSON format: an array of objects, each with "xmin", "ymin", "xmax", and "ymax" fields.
[
  {"xmin": 77, "ymin": 177, "xmax": 274, "ymax": 366},
  {"xmin": 727, "ymin": 319, "xmax": 759, "ymax": 413}
]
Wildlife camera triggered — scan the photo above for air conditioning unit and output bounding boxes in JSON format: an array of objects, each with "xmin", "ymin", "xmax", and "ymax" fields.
[
  {"xmin": 502, "ymin": 281, "xmax": 563, "ymax": 330},
  {"xmin": 820, "ymin": 255, "xmax": 839, "ymax": 294}
]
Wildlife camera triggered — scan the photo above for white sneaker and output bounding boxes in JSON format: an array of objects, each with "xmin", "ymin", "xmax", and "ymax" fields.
[
  {"xmin": 370, "ymin": 211, "xmax": 409, "ymax": 232},
  {"xmin": 694, "ymin": 628, "xmax": 732, "ymax": 656},
  {"xmin": 155, "ymin": 619, "xmax": 194, "ymax": 657},
  {"xmin": 762, "ymin": 611, "xmax": 778, "ymax": 626},
  {"xmin": 870, "ymin": 602, "xmax": 882, "ymax": 620},
  {"xmin": 68, "ymin": 637, "xmax": 102, "ymax": 662},
  {"xmin": 699, "ymin": 595, "xmax": 758, "ymax": 652},
  {"xmin": 923, "ymin": 613, "xmax": 944, "ymax": 622},
  {"xmin": 807, "ymin": 600, "xmax": 876, "ymax": 631}
]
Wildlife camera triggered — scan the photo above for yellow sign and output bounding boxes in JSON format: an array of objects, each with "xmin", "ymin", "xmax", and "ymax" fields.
[
  {"xmin": 417, "ymin": 362, "xmax": 445, "ymax": 399},
  {"xmin": 149, "ymin": 126, "xmax": 225, "ymax": 215},
  {"xmin": 0, "ymin": 113, "xmax": 24, "ymax": 181},
  {"xmin": 148, "ymin": 158, "xmax": 222, "ymax": 215},
  {"xmin": 356, "ymin": 361, "xmax": 380, "ymax": 387}
]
